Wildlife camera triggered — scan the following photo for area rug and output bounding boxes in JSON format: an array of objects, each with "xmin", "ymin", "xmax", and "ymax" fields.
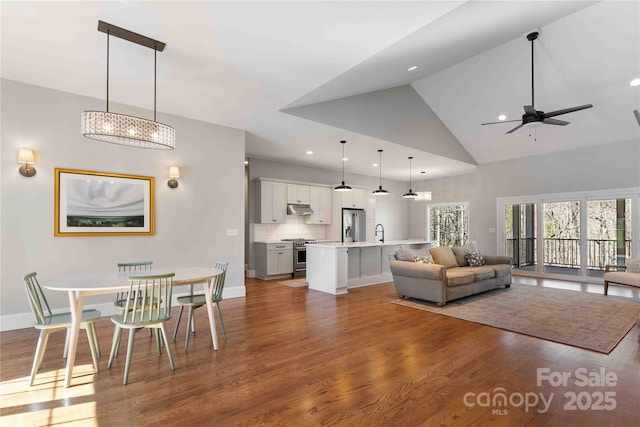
[
  {"xmin": 391, "ymin": 284, "xmax": 639, "ymax": 354},
  {"xmin": 277, "ymin": 279, "xmax": 309, "ymax": 288}
]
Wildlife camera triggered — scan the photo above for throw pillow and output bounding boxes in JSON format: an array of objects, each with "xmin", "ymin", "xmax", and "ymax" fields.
[
  {"xmin": 429, "ymin": 246, "xmax": 458, "ymax": 268},
  {"xmin": 452, "ymin": 242, "xmax": 477, "ymax": 267},
  {"xmin": 466, "ymin": 250, "xmax": 486, "ymax": 267},
  {"xmin": 413, "ymin": 254, "xmax": 434, "ymax": 264},
  {"xmin": 626, "ymin": 258, "xmax": 640, "ymax": 273}
]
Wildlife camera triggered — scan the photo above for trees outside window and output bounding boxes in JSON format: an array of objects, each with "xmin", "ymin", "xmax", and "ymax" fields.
[{"xmin": 428, "ymin": 203, "xmax": 468, "ymax": 247}]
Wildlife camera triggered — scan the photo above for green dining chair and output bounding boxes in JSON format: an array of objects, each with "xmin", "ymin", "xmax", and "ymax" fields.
[
  {"xmin": 107, "ymin": 273, "xmax": 176, "ymax": 385},
  {"xmin": 113, "ymin": 261, "xmax": 156, "ymax": 354},
  {"xmin": 172, "ymin": 262, "xmax": 228, "ymax": 351},
  {"xmin": 114, "ymin": 261, "xmax": 153, "ymax": 311},
  {"xmin": 23, "ymin": 272, "xmax": 101, "ymax": 386}
]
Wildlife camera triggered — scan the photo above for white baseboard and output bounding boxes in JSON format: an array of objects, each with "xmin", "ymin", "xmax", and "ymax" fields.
[
  {"xmin": 247, "ymin": 270, "xmax": 256, "ymax": 278},
  {"xmin": 0, "ymin": 285, "xmax": 246, "ymax": 332}
]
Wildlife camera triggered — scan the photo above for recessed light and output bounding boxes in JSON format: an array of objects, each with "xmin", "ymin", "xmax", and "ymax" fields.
[
  {"xmin": 498, "ymin": 114, "xmax": 507, "ymax": 121},
  {"xmin": 372, "ymin": 163, "xmax": 379, "ymax": 167},
  {"xmin": 306, "ymin": 150, "xmax": 313, "ymax": 155},
  {"xmin": 407, "ymin": 65, "xmax": 418, "ymax": 71},
  {"xmin": 342, "ymin": 158, "xmax": 348, "ymax": 162},
  {"xmin": 630, "ymin": 78, "xmax": 640, "ymax": 87}
]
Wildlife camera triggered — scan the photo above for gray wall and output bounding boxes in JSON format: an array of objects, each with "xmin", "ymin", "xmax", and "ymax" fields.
[
  {"xmin": 1, "ymin": 79, "xmax": 246, "ymax": 321},
  {"xmin": 247, "ymin": 158, "xmax": 413, "ymax": 270},
  {"xmin": 410, "ymin": 139, "xmax": 640, "ymax": 253}
]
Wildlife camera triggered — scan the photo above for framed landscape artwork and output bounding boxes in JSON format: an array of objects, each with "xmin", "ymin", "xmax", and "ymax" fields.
[{"xmin": 54, "ymin": 168, "xmax": 154, "ymax": 236}]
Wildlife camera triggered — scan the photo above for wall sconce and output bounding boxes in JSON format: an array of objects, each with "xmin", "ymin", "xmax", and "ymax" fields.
[
  {"xmin": 18, "ymin": 149, "xmax": 36, "ymax": 177},
  {"xmin": 167, "ymin": 166, "xmax": 180, "ymax": 188}
]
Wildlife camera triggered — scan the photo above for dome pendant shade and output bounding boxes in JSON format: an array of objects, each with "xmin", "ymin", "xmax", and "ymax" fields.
[
  {"xmin": 334, "ymin": 140, "xmax": 352, "ymax": 192},
  {"xmin": 372, "ymin": 149, "xmax": 389, "ymax": 196},
  {"xmin": 403, "ymin": 156, "xmax": 418, "ymax": 198},
  {"xmin": 82, "ymin": 21, "xmax": 175, "ymax": 150},
  {"xmin": 373, "ymin": 185, "xmax": 389, "ymax": 196}
]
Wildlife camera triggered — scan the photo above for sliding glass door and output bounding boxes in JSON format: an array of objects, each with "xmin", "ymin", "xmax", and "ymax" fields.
[
  {"xmin": 587, "ymin": 199, "xmax": 632, "ymax": 277},
  {"xmin": 505, "ymin": 203, "xmax": 537, "ymax": 272},
  {"xmin": 499, "ymin": 191, "xmax": 637, "ymax": 282},
  {"xmin": 543, "ymin": 201, "xmax": 581, "ymax": 276}
]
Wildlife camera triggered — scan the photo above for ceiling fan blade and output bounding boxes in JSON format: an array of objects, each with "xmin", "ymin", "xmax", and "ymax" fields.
[
  {"xmin": 506, "ymin": 123, "xmax": 524, "ymax": 134},
  {"xmin": 543, "ymin": 118, "xmax": 570, "ymax": 126},
  {"xmin": 481, "ymin": 119, "xmax": 521, "ymax": 125},
  {"xmin": 543, "ymin": 104, "xmax": 593, "ymax": 118},
  {"xmin": 523, "ymin": 105, "xmax": 536, "ymax": 115}
]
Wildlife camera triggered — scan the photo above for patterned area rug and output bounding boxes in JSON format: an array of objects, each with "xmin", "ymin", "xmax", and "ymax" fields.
[
  {"xmin": 391, "ymin": 284, "xmax": 639, "ymax": 354},
  {"xmin": 277, "ymin": 279, "xmax": 309, "ymax": 288}
]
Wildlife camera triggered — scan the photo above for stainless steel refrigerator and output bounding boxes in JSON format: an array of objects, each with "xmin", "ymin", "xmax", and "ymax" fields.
[{"xmin": 342, "ymin": 208, "xmax": 366, "ymax": 242}]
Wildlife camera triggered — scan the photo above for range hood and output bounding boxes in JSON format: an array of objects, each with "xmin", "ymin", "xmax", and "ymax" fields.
[{"xmin": 287, "ymin": 204, "xmax": 314, "ymax": 216}]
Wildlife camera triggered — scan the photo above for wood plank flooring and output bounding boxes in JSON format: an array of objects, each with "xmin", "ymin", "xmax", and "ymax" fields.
[{"xmin": 1, "ymin": 277, "xmax": 638, "ymax": 426}]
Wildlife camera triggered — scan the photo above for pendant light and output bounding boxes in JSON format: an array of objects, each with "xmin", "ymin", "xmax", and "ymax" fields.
[
  {"xmin": 334, "ymin": 140, "xmax": 352, "ymax": 192},
  {"xmin": 403, "ymin": 156, "xmax": 418, "ymax": 198},
  {"xmin": 372, "ymin": 149, "xmax": 389, "ymax": 196},
  {"xmin": 81, "ymin": 21, "xmax": 175, "ymax": 150}
]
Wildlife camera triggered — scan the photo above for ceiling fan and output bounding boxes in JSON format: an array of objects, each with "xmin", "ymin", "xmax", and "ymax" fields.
[{"xmin": 482, "ymin": 31, "xmax": 593, "ymax": 134}]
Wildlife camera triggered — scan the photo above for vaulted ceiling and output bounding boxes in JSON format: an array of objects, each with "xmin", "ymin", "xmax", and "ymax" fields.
[{"xmin": 2, "ymin": 1, "xmax": 638, "ymax": 181}]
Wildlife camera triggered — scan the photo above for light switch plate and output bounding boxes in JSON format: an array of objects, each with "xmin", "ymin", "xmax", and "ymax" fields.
[
  {"xmin": 226, "ymin": 229, "xmax": 239, "ymax": 236},
  {"xmin": 488, "ymin": 228, "xmax": 496, "ymax": 233}
]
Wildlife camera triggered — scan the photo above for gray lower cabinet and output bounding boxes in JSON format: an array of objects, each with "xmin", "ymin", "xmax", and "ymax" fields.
[{"xmin": 255, "ymin": 242, "xmax": 293, "ymax": 280}]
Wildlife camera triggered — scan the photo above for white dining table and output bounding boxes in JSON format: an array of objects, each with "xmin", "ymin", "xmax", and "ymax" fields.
[{"xmin": 42, "ymin": 266, "xmax": 224, "ymax": 387}]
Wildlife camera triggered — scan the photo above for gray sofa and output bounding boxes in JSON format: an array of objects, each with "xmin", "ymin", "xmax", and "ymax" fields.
[{"xmin": 389, "ymin": 245, "xmax": 512, "ymax": 306}]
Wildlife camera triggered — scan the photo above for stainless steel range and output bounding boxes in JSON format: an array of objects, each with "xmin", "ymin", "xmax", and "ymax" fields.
[{"xmin": 281, "ymin": 238, "xmax": 317, "ymax": 277}]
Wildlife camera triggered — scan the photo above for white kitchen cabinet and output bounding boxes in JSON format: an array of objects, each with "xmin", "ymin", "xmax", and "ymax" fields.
[
  {"xmin": 286, "ymin": 184, "xmax": 310, "ymax": 205},
  {"xmin": 257, "ymin": 181, "xmax": 287, "ymax": 224},
  {"xmin": 341, "ymin": 188, "xmax": 366, "ymax": 209},
  {"xmin": 255, "ymin": 242, "xmax": 293, "ymax": 279},
  {"xmin": 306, "ymin": 186, "xmax": 332, "ymax": 224}
]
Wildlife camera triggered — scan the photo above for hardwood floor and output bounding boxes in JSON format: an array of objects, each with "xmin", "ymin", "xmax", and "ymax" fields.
[{"xmin": 1, "ymin": 276, "xmax": 638, "ymax": 426}]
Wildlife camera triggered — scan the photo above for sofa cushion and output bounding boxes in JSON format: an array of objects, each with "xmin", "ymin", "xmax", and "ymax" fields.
[
  {"xmin": 455, "ymin": 266, "xmax": 495, "ymax": 281},
  {"xmin": 465, "ymin": 250, "xmax": 486, "ymax": 267},
  {"xmin": 446, "ymin": 270, "xmax": 476, "ymax": 286},
  {"xmin": 429, "ymin": 246, "xmax": 458, "ymax": 269},
  {"xmin": 395, "ymin": 247, "xmax": 431, "ymax": 262},
  {"xmin": 490, "ymin": 264, "xmax": 512, "ymax": 278},
  {"xmin": 451, "ymin": 243, "xmax": 476, "ymax": 267}
]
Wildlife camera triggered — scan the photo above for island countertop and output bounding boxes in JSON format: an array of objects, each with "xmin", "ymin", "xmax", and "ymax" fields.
[{"xmin": 308, "ymin": 239, "xmax": 433, "ymax": 248}]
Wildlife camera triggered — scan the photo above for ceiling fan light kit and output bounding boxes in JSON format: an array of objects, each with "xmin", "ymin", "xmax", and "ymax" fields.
[{"xmin": 481, "ymin": 31, "xmax": 593, "ymax": 136}]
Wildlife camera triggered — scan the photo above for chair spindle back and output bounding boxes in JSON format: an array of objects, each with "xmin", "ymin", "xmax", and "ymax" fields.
[
  {"xmin": 122, "ymin": 273, "xmax": 174, "ymax": 324},
  {"xmin": 23, "ymin": 272, "xmax": 52, "ymax": 325}
]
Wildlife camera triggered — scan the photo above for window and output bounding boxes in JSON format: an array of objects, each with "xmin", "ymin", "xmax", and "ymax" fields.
[
  {"xmin": 428, "ymin": 203, "xmax": 469, "ymax": 247},
  {"xmin": 498, "ymin": 190, "xmax": 638, "ymax": 282}
]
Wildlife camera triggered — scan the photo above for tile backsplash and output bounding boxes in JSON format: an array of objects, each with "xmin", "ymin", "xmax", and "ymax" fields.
[{"xmin": 254, "ymin": 216, "xmax": 326, "ymax": 241}]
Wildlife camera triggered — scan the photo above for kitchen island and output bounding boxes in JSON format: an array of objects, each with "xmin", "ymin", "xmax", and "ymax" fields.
[{"xmin": 306, "ymin": 240, "xmax": 432, "ymax": 295}]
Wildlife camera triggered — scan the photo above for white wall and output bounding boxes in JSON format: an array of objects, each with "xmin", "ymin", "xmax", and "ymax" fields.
[
  {"xmin": 410, "ymin": 139, "xmax": 640, "ymax": 253},
  {"xmin": 1, "ymin": 79, "xmax": 246, "ymax": 328}
]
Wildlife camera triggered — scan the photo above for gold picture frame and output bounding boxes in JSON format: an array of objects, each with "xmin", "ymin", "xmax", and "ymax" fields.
[{"xmin": 54, "ymin": 168, "xmax": 154, "ymax": 237}]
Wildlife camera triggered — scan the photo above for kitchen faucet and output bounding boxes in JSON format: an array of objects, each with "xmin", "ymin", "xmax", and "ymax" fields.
[{"xmin": 375, "ymin": 224, "xmax": 385, "ymax": 243}]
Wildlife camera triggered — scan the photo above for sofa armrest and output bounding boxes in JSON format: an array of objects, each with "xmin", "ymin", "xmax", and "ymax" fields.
[
  {"xmin": 483, "ymin": 254, "xmax": 512, "ymax": 265},
  {"xmin": 605, "ymin": 264, "xmax": 626, "ymax": 272},
  {"xmin": 390, "ymin": 260, "xmax": 445, "ymax": 281}
]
